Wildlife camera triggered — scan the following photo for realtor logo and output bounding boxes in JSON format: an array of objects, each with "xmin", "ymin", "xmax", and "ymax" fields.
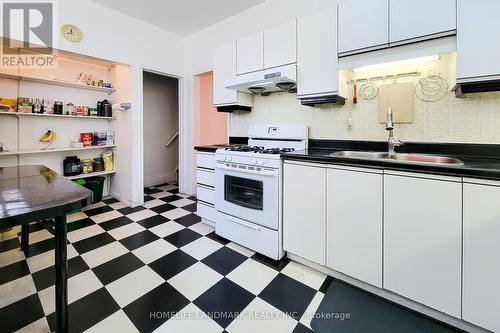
[{"xmin": 1, "ymin": 0, "xmax": 57, "ymax": 68}]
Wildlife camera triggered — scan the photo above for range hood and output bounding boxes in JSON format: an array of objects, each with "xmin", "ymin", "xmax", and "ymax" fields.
[
  {"xmin": 452, "ymin": 77, "xmax": 500, "ymax": 97},
  {"xmin": 299, "ymin": 94, "xmax": 346, "ymax": 106},
  {"xmin": 225, "ymin": 64, "xmax": 297, "ymax": 95}
]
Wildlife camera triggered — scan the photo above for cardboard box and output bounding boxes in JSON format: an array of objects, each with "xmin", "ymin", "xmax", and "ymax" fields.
[{"xmin": 0, "ymin": 98, "xmax": 16, "ymax": 112}]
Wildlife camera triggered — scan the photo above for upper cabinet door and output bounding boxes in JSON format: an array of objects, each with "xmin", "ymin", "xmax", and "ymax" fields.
[
  {"xmin": 338, "ymin": 0, "xmax": 389, "ymax": 56},
  {"xmin": 297, "ymin": 6, "xmax": 338, "ymax": 97},
  {"xmin": 264, "ymin": 19, "xmax": 297, "ymax": 69},
  {"xmin": 236, "ymin": 31, "xmax": 264, "ymax": 75},
  {"xmin": 213, "ymin": 41, "xmax": 237, "ymax": 106},
  {"xmin": 390, "ymin": 0, "xmax": 456, "ymax": 44},
  {"xmin": 457, "ymin": 0, "xmax": 500, "ymax": 80}
]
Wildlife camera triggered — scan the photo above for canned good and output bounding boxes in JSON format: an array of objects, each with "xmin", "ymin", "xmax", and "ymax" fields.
[
  {"xmin": 89, "ymin": 107, "xmax": 98, "ymax": 116},
  {"xmin": 53, "ymin": 101, "xmax": 63, "ymax": 115},
  {"xmin": 82, "ymin": 159, "xmax": 93, "ymax": 174},
  {"xmin": 75, "ymin": 105, "xmax": 84, "ymax": 116},
  {"xmin": 83, "ymin": 106, "xmax": 89, "ymax": 116}
]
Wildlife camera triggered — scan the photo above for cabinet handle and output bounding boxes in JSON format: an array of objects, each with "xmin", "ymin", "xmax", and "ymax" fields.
[{"xmin": 228, "ymin": 218, "xmax": 261, "ymax": 231}]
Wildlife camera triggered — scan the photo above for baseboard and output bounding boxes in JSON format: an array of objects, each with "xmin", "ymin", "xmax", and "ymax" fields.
[
  {"xmin": 110, "ymin": 191, "xmax": 137, "ymax": 208},
  {"xmin": 287, "ymin": 253, "xmax": 488, "ymax": 333},
  {"xmin": 144, "ymin": 171, "xmax": 176, "ymax": 188},
  {"xmin": 201, "ymin": 218, "xmax": 215, "ymax": 227}
]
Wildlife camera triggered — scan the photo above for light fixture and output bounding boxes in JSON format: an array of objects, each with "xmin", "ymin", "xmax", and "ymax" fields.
[
  {"xmin": 249, "ymin": 81, "xmax": 275, "ymax": 87},
  {"xmin": 353, "ymin": 55, "xmax": 440, "ymax": 72}
]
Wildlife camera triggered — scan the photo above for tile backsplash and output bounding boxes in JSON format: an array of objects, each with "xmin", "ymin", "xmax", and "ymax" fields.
[{"xmin": 229, "ymin": 53, "xmax": 500, "ymax": 144}]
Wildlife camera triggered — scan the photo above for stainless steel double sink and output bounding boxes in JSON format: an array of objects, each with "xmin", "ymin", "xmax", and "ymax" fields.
[{"xmin": 330, "ymin": 151, "xmax": 464, "ymax": 166}]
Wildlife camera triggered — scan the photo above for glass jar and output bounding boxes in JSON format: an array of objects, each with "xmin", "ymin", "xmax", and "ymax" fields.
[
  {"xmin": 82, "ymin": 159, "xmax": 93, "ymax": 174},
  {"xmin": 66, "ymin": 102, "xmax": 75, "ymax": 116},
  {"xmin": 32, "ymin": 99, "xmax": 42, "ymax": 113},
  {"xmin": 93, "ymin": 157, "xmax": 104, "ymax": 172}
]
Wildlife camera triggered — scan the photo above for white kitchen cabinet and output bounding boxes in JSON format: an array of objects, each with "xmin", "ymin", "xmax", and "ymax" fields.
[
  {"xmin": 236, "ymin": 31, "xmax": 264, "ymax": 75},
  {"xmin": 264, "ymin": 19, "xmax": 297, "ymax": 69},
  {"xmin": 213, "ymin": 41, "xmax": 253, "ymax": 107},
  {"xmin": 327, "ymin": 166, "xmax": 383, "ymax": 287},
  {"xmin": 338, "ymin": 0, "xmax": 389, "ymax": 56},
  {"xmin": 463, "ymin": 180, "xmax": 500, "ymax": 332},
  {"xmin": 283, "ymin": 161, "xmax": 326, "ymax": 265},
  {"xmin": 389, "ymin": 0, "xmax": 456, "ymax": 44},
  {"xmin": 457, "ymin": 0, "xmax": 500, "ymax": 80},
  {"xmin": 297, "ymin": 6, "xmax": 339, "ymax": 97},
  {"xmin": 383, "ymin": 172, "xmax": 462, "ymax": 318},
  {"xmin": 196, "ymin": 152, "xmax": 217, "ymax": 226}
]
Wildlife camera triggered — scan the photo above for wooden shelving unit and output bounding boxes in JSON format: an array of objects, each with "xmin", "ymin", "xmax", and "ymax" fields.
[
  {"xmin": 66, "ymin": 170, "xmax": 115, "ymax": 180},
  {"xmin": 0, "ymin": 145, "xmax": 116, "ymax": 156}
]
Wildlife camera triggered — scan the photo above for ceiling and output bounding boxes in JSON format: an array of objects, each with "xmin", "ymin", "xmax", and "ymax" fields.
[{"xmin": 91, "ymin": 0, "xmax": 266, "ymax": 37}]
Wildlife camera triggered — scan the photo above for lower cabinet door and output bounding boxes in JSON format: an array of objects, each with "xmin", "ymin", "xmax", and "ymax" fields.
[
  {"xmin": 283, "ymin": 162, "xmax": 326, "ymax": 265},
  {"xmin": 327, "ymin": 167, "xmax": 383, "ymax": 288},
  {"xmin": 463, "ymin": 182, "xmax": 500, "ymax": 332},
  {"xmin": 383, "ymin": 174, "xmax": 462, "ymax": 318}
]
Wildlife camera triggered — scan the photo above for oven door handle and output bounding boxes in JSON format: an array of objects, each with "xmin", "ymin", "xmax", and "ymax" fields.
[
  {"xmin": 217, "ymin": 164, "xmax": 276, "ymax": 177},
  {"xmin": 228, "ymin": 218, "xmax": 261, "ymax": 231}
]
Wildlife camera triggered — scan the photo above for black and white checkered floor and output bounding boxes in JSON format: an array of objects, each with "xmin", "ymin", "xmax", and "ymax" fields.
[{"xmin": 0, "ymin": 182, "xmax": 330, "ymax": 333}]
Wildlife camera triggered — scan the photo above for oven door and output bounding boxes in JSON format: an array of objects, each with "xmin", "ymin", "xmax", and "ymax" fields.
[{"xmin": 215, "ymin": 161, "xmax": 279, "ymax": 230}]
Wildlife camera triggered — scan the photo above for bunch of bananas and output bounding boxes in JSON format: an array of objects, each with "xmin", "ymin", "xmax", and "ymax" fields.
[{"xmin": 39, "ymin": 129, "xmax": 57, "ymax": 143}]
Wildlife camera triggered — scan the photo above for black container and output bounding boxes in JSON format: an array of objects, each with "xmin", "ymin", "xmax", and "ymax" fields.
[
  {"xmin": 84, "ymin": 176, "xmax": 105, "ymax": 203},
  {"xmin": 101, "ymin": 99, "xmax": 112, "ymax": 117},
  {"xmin": 63, "ymin": 156, "xmax": 82, "ymax": 176},
  {"xmin": 96, "ymin": 101, "xmax": 103, "ymax": 117},
  {"xmin": 53, "ymin": 101, "xmax": 63, "ymax": 115}
]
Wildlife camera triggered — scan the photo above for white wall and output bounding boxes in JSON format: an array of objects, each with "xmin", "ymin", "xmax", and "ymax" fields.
[
  {"xmin": 1, "ymin": 0, "xmax": 185, "ymax": 205},
  {"xmin": 143, "ymin": 72, "xmax": 179, "ymax": 187},
  {"xmin": 182, "ymin": 0, "xmax": 340, "ymax": 193}
]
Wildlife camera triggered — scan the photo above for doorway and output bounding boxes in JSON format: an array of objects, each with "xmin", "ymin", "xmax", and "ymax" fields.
[
  {"xmin": 193, "ymin": 72, "xmax": 228, "ymax": 146},
  {"xmin": 142, "ymin": 71, "xmax": 179, "ymax": 188}
]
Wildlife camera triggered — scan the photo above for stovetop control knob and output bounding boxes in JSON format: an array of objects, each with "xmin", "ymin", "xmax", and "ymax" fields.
[
  {"xmin": 258, "ymin": 159, "xmax": 265, "ymax": 166},
  {"xmin": 226, "ymin": 156, "xmax": 232, "ymax": 162},
  {"xmin": 251, "ymin": 158, "xmax": 258, "ymax": 165}
]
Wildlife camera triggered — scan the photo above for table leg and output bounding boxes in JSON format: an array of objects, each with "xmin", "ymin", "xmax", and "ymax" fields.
[
  {"xmin": 21, "ymin": 224, "xmax": 29, "ymax": 257},
  {"xmin": 55, "ymin": 215, "xmax": 68, "ymax": 333}
]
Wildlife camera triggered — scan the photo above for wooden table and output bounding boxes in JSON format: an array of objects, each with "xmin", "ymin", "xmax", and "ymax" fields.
[{"xmin": 0, "ymin": 165, "xmax": 92, "ymax": 333}]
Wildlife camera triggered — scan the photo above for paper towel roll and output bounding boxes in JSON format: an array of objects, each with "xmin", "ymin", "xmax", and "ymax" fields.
[{"xmin": 112, "ymin": 102, "xmax": 131, "ymax": 110}]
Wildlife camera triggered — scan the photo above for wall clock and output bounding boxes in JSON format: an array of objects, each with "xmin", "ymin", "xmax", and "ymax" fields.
[{"xmin": 61, "ymin": 24, "xmax": 83, "ymax": 43}]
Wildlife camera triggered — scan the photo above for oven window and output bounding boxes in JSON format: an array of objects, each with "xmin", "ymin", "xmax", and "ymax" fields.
[{"xmin": 224, "ymin": 175, "xmax": 263, "ymax": 210}]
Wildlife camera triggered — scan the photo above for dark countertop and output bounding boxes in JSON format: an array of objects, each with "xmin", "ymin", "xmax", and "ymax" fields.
[
  {"xmin": 0, "ymin": 165, "xmax": 92, "ymax": 224},
  {"xmin": 282, "ymin": 140, "xmax": 500, "ymax": 181},
  {"xmin": 194, "ymin": 143, "xmax": 243, "ymax": 152},
  {"xmin": 194, "ymin": 136, "xmax": 248, "ymax": 152}
]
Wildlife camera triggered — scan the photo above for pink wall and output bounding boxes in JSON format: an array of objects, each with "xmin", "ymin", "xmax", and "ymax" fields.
[{"xmin": 196, "ymin": 74, "xmax": 227, "ymax": 145}]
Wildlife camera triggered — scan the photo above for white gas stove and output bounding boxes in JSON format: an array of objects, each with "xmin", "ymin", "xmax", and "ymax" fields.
[{"xmin": 214, "ymin": 124, "xmax": 308, "ymax": 260}]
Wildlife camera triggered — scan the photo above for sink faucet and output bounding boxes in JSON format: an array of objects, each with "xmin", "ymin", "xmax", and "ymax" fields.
[{"xmin": 386, "ymin": 107, "xmax": 404, "ymax": 157}]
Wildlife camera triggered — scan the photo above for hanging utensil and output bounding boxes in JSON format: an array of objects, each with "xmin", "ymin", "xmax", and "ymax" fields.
[
  {"xmin": 358, "ymin": 79, "xmax": 378, "ymax": 100},
  {"xmin": 415, "ymin": 71, "xmax": 449, "ymax": 102},
  {"xmin": 352, "ymin": 81, "xmax": 358, "ymax": 104}
]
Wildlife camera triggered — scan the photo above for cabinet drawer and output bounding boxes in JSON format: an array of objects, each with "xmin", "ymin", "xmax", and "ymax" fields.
[
  {"xmin": 216, "ymin": 212, "xmax": 279, "ymax": 259},
  {"xmin": 197, "ymin": 168, "xmax": 215, "ymax": 187},
  {"xmin": 197, "ymin": 201, "xmax": 216, "ymax": 223},
  {"xmin": 197, "ymin": 185, "xmax": 215, "ymax": 204},
  {"xmin": 197, "ymin": 152, "xmax": 215, "ymax": 170}
]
